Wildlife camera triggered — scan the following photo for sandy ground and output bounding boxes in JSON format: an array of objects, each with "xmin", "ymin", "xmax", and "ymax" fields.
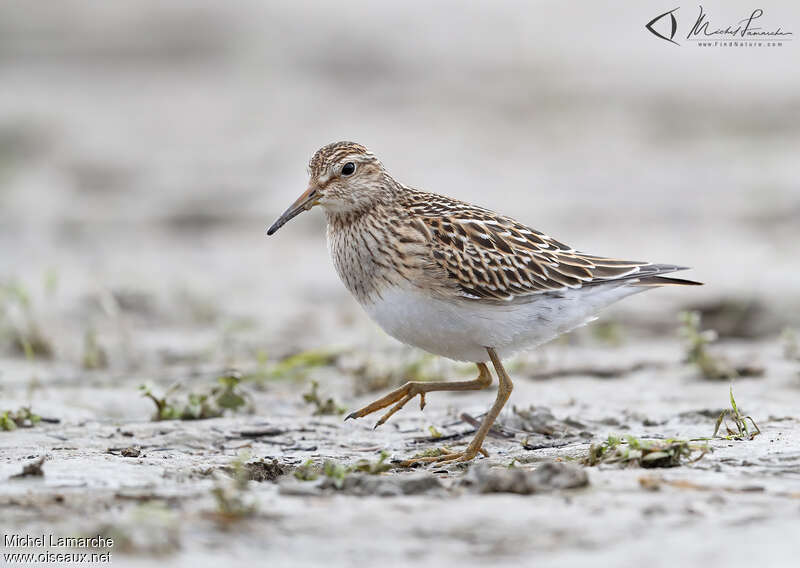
[
  {"xmin": 1, "ymin": 1, "xmax": 800, "ymax": 567},
  {"xmin": 2, "ymin": 338, "xmax": 800, "ymax": 568}
]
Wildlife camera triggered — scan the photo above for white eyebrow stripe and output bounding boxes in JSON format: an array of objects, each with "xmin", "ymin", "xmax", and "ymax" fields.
[{"xmin": 343, "ymin": 154, "xmax": 373, "ymax": 163}]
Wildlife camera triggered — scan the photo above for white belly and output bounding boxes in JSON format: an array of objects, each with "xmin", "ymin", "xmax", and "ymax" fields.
[{"xmin": 363, "ymin": 284, "xmax": 643, "ymax": 362}]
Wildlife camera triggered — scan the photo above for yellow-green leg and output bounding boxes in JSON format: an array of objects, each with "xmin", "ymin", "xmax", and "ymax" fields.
[{"xmin": 398, "ymin": 347, "xmax": 513, "ymax": 466}]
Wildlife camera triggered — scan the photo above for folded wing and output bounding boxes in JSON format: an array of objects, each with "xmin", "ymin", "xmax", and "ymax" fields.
[{"xmin": 406, "ymin": 193, "xmax": 700, "ymax": 302}]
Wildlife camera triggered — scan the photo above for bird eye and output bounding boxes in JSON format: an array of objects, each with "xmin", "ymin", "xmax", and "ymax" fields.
[{"xmin": 341, "ymin": 162, "xmax": 356, "ymax": 176}]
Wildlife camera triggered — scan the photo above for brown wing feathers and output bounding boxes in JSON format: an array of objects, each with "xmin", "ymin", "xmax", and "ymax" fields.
[{"xmin": 405, "ymin": 193, "xmax": 700, "ymax": 301}]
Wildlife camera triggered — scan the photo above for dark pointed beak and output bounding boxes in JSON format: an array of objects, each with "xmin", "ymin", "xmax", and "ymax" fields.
[{"xmin": 266, "ymin": 186, "xmax": 320, "ymax": 236}]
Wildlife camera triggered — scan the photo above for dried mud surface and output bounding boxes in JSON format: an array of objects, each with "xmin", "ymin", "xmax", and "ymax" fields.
[
  {"xmin": 2, "ymin": 2, "xmax": 800, "ymax": 567},
  {"xmin": 3, "ymin": 332, "xmax": 799, "ymax": 568}
]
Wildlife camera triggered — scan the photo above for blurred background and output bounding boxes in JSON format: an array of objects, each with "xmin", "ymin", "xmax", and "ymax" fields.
[
  {"xmin": 1, "ymin": 3, "xmax": 799, "ymax": 566},
  {"xmin": 1, "ymin": 0, "xmax": 798, "ymax": 385}
]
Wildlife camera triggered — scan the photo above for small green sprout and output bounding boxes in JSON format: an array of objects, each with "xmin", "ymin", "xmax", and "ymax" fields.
[
  {"xmin": 294, "ymin": 452, "xmax": 392, "ymax": 486},
  {"xmin": 139, "ymin": 371, "xmax": 251, "ymax": 421},
  {"xmin": 322, "ymin": 461, "xmax": 350, "ymax": 489},
  {"xmin": 411, "ymin": 446, "xmax": 453, "ymax": 459},
  {"xmin": 351, "ymin": 451, "xmax": 392, "ymax": 475},
  {"xmin": 713, "ymin": 387, "xmax": 760, "ymax": 440},
  {"xmin": 0, "ymin": 281, "xmax": 54, "ymax": 360},
  {"xmin": 584, "ymin": 434, "xmax": 621, "ymax": 465},
  {"xmin": 294, "ymin": 459, "xmax": 320, "ymax": 481},
  {"xmin": 139, "ymin": 384, "xmax": 180, "ymax": 421},
  {"xmin": 427, "ymin": 425, "xmax": 443, "ymax": 439},
  {"xmin": 0, "ymin": 407, "xmax": 41, "ymax": 431},
  {"xmin": 302, "ymin": 380, "xmax": 345, "ymax": 416},
  {"xmin": 678, "ymin": 311, "xmax": 735, "ymax": 380},
  {"xmin": 215, "ymin": 372, "xmax": 248, "ymax": 410}
]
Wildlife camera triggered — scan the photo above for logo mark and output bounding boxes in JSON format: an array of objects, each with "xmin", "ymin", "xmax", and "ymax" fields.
[{"xmin": 646, "ymin": 7, "xmax": 680, "ymax": 45}]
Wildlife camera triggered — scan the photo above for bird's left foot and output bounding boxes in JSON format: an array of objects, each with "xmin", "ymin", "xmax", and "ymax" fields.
[{"xmin": 395, "ymin": 446, "xmax": 488, "ymax": 468}]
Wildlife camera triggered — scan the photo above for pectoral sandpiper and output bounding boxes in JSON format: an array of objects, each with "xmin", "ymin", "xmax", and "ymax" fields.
[{"xmin": 267, "ymin": 141, "xmax": 701, "ymax": 465}]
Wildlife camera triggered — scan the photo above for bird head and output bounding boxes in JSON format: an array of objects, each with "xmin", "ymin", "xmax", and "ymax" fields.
[{"xmin": 267, "ymin": 141, "xmax": 386, "ymax": 235}]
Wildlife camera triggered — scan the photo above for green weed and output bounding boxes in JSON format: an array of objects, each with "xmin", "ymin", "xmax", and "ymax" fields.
[
  {"xmin": 713, "ymin": 387, "xmax": 760, "ymax": 440},
  {"xmin": 678, "ymin": 311, "xmax": 735, "ymax": 380},
  {"xmin": 302, "ymin": 380, "xmax": 345, "ymax": 416},
  {"xmin": 583, "ymin": 434, "xmax": 709, "ymax": 468},
  {"xmin": 351, "ymin": 451, "xmax": 392, "ymax": 475},
  {"xmin": 322, "ymin": 461, "xmax": 350, "ymax": 489},
  {"xmin": 0, "ymin": 406, "xmax": 41, "ymax": 431},
  {"xmin": 410, "ymin": 446, "xmax": 453, "ymax": 459},
  {"xmin": 140, "ymin": 371, "xmax": 252, "ymax": 421},
  {"xmin": 294, "ymin": 451, "xmax": 392, "ymax": 486},
  {"xmin": 0, "ymin": 281, "xmax": 53, "ymax": 360},
  {"xmin": 293, "ymin": 459, "xmax": 319, "ymax": 481},
  {"xmin": 427, "ymin": 425, "xmax": 443, "ymax": 439}
]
